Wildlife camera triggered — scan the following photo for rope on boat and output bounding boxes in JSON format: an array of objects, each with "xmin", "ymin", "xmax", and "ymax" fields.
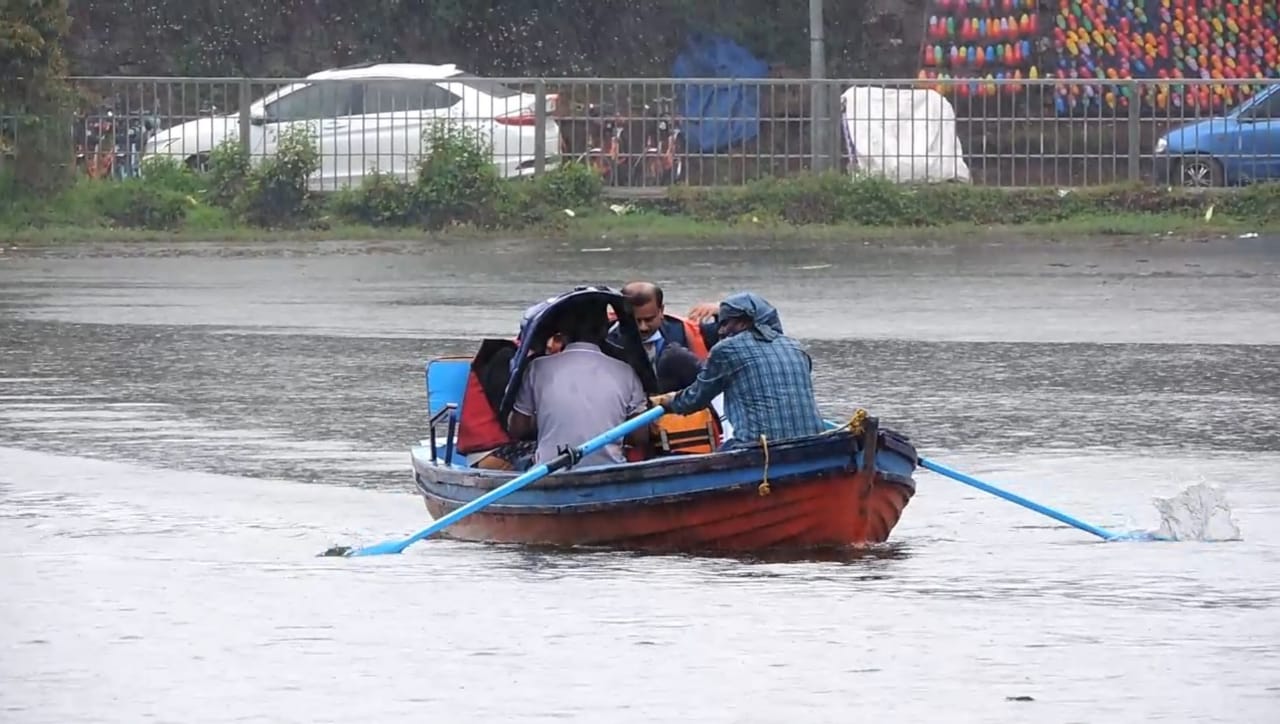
[
  {"xmin": 844, "ymin": 408, "xmax": 868, "ymax": 436},
  {"xmin": 758, "ymin": 434, "xmax": 771, "ymax": 496},
  {"xmin": 755, "ymin": 409, "xmax": 868, "ymax": 498}
]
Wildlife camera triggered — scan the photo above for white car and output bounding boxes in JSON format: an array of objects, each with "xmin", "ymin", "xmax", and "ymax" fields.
[{"xmin": 144, "ymin": 62, "xmax": 560, "ymax": 190}]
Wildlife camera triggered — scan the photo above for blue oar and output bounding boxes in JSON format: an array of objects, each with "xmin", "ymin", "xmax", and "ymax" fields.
[
  {"xmin": 335, "ymin": 405, "xmax": 668, "ymax": 557},
  {"xmin": 919, "ymin": 457, "xmax": 1120, "ymax": 541}
]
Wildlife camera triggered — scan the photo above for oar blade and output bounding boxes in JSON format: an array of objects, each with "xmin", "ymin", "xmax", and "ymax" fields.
[
  {"xmin": 344, "ymin": 538, "xmax": 409, "ymax": 557},
  {"xmin": 326, "ymin": 406, "xmax": 669, "ymax": 558}
]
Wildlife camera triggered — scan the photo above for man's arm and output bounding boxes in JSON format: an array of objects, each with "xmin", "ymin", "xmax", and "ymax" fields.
[
  {"xmin": 507, "ymin": 410, "xmax": 535, "ymax": 441},
  {"xmin": 623, "ymin": 374, "xmax": 651, "ymax": 449},
  {"xmin": 684, "ymin": 302, "xmax": 720, "ymax": 349},
  {"xmin": 661, "ymin": 345, "xmax": 734, "ymax": 414},
  {"xmin": 507, "ymin": 364, "xmax": 538, "ymax": 440}
]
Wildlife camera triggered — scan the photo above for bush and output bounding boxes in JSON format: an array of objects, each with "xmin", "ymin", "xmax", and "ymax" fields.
[
  {"xmin": 330, "ymin": 171, "xmax": 420, "ymax": 226},
  {"xmin": 11, "ymin": 114, "xmax": 1280, "ymax": 238},
  {"xmin": 670, "ymin": 173, "xmax": 1259, "ymax": 228},
  {"xmin": 489, "ymin": 161, "xmax": 605, "ymax": 227},
  {"xmin": 140, "ymin": 155, "xmax": 204, "ymax": 195},
  {"xmin": 526, "ymin": 160, "xmax": 603, "ymax": 210},
  {"xmin": 90, "ymin": 179, "xmax": 191, "ymax": 230},
  {"xmin": 233, "ymin": 124, "xmax": 318, "ymax": 227},
  {"xmin": 204, "ymin": 139, "xmax": 251, "ymax": 207},
  {"xmin": 415, "ymin": 121, "xmax": 505, "ymax": 229}
]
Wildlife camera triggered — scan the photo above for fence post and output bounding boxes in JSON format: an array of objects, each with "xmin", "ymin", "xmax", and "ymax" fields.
[
  {"xmin": 534, "ymin": 79, "xmax": 547, "ymax": 176},
  {"xmin": 1127, "ymin": 80, "xmax": 1141, "ymax": 182},
  {"xmin": 827, "ymin": 80, "xmax": 845, "ymax": 172},
  {"xmin": 811, "ymin": 79, "xmax": 828, "ymax": 172},
  {"xmin": 238, "ymin": 78, "xmax": 252, "ymax": 159}
]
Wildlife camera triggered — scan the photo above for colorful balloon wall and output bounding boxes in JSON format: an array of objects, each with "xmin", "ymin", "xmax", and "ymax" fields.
[
  {"xmin": 917, "ymin": 0, "xmax": 1045, "ymax": 98},
  {"xmin": 1051, "ymin": 0, "xmax": 1280, "ymax": 114}
]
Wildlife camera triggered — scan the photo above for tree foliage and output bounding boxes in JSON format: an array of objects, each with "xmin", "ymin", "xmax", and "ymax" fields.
[
  {"xmin": 59, "ymin": 0, "xmax": 921, "ymax": 78},
  {"xmin": 0, "ymin": 0, "xmax": 74, "ymax": 192}
]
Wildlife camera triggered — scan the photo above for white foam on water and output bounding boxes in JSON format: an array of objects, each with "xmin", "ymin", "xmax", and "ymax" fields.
[{"xmin": 1151, "ymin": 481, "xmax": 1243, "ymax": 542}]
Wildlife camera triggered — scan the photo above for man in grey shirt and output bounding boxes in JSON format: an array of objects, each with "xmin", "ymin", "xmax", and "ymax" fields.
[{"xmin": 508, "ymin": 304, "xmax": 650, "ymax": 468}]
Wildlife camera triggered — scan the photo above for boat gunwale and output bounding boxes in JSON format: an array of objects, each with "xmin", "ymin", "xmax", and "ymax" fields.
[
  {"xmin": 412, "ymin": 427, "xmax": 918, "ymax": 491},
  {"xmin": 414, "ymin": 464, "xmax": 916, "ymax": 515}
]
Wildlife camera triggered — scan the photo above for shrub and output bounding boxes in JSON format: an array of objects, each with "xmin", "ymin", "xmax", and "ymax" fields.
[
  {"xmin": 673, "ymin": 174, "xmax": 1237, "ymax": 228},
  {"xmin": 140, "ymin": 155, "xmax": 204, "ymax": 195},
  {"xmin": 330, "ymin": 171, "xmax": 420, "ymax": 226},
  {"xmin": 90, "ymin": 178, "xmax": 191, "ymax": 230},
  {"xmin": 415, "ymin": 121, "xmax": 505, "ymax": 229},
  {"xmin": 204, "ymin": 139, "xmax": 251, "ymax": 207},
  {"xmin": 233, "ymin": 124, "xmax": 318, "ymax": 227},
  {"xmin": 526, "ymin": 160, "xmax": 603, "ymax": 209},
  {"xmin": 1216, "ymin": 183, "xmax": 1280, "ymax": 222}
]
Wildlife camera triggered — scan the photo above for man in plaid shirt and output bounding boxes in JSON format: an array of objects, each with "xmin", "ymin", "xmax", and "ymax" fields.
[{"xmin": 650, "ymin": 292, "xmax": 825, "ymax": 449}]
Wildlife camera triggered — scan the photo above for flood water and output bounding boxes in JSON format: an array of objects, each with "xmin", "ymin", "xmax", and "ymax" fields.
[{"xmin": 2, "ymin": 236, "xmax": 1279, "ymax": 723}]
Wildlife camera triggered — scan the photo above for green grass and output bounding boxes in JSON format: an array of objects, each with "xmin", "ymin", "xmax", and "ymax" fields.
[{"xmin": 4, "ymin": 163, "xmax": 1279, "ymax": 247}]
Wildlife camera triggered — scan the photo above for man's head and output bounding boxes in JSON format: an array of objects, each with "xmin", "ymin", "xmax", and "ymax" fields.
[
  {"xmin": 621, "ymin": 281, "xmax": 665, "ymax": 337},
  {"xmin": 717, "ymin": 292, "xmax": 783, "ymax": 341},
  {"xmin": 545, "ymin": 332, "xmax": 567, "ymax": 355},
  {"xmin": 556, "ymin": 299, "xmax": 608, "ymax": 346}
]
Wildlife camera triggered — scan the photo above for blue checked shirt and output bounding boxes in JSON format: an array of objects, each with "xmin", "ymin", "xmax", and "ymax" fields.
[{"xmin": 667, "ymin": 331, "xmax": 825, "ymax": 447}]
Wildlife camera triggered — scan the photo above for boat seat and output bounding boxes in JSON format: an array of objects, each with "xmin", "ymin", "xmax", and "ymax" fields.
[{"xmin": 426, "ymin": 356, "xmax": 472, "ymax": 423}]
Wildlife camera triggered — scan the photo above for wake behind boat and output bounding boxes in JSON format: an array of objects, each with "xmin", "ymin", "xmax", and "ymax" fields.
[{"xmin": 407, "ymin": 286, "xmax": 920, "ymax": 555}]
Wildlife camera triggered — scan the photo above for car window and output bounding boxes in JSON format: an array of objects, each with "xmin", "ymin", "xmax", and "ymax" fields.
[
  {"xmin": 363, "ymin": 81, "xmax": 461, "ymax": 113},
  {"xmin": 1242, "ymin": 90, "xmax": 1280, "ymax": 121},
  {"xmin": 265, "ymin": 81, "xmax": 363, "ymax": 122},
  {"xmin": 454, "ymin": 74, "xmax": 522, "ymax": 99}
]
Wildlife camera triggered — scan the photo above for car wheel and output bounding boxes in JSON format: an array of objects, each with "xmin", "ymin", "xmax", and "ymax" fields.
[
  {"xmin": 185, "ymin": 153, "xmax": 210, "ymax": 173},
  {"xmin": 1175, "ymin": 156, "xmax": 1224, "ymax": 188}
]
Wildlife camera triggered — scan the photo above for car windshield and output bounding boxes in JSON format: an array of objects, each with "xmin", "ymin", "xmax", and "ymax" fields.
[
  {"xmin": 454, "ymin": 73, "xmax": 523, "ymax": 98},
  {"xmin": 1242, "ymin": 89, "xmax": 1280, "ymax": 120}
]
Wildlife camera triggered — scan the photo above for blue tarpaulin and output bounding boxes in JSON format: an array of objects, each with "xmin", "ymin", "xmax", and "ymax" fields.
[{"xmin": 672, "ymin": 33, "xmax": 770, "ymax": 153}]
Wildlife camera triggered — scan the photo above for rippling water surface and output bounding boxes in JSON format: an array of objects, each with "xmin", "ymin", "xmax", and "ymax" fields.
[{"xmin": 2, "ymin": 237, "xmax": 1278, "ymax": 723}]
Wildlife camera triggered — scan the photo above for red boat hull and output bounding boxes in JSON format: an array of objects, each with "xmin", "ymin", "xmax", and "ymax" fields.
[{"xmin": 422, "ymin": 469, "xmax": 914, "ymax": 553}]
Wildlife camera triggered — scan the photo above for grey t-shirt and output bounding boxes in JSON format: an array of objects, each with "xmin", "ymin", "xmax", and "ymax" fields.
[{"xmin": 512, "ymin": 342, "xmax": 648, "ymax": 468}]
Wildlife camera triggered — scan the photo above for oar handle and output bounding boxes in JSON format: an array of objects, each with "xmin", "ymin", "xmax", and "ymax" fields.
[
  {"xmin": 346, "ymin": 406, "xmax": 667, "ymax": 557},
  {"xmin": 919, "ymin": 457, "xmax": 1119, "ymax": 541}
]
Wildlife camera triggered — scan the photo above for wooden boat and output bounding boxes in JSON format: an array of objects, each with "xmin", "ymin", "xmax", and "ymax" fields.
[{"xmin": 410, "ymin": 286, "xmax": 919, "ymax": 554}]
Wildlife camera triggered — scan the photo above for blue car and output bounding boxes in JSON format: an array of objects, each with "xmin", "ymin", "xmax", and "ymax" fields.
[{"xmin": 1154, "ymin": 83, "xmax": 1280, "ymax": 187}]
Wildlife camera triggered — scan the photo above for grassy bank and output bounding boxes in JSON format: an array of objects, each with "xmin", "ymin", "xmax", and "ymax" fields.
[{"xmin": 3, "ymin": 124, "xmax": 1278, "ymax": 245}]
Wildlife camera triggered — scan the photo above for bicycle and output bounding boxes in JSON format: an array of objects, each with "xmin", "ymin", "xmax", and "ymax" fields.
[
  {"xmin": 75, "ymin": 108, "xmax": 161, "ymax": 180},
  {"xmin": 628, "ymin": 96, "xmax": 684, "ymax": 186},
  {"xmin": 574, "ymin": 102, "xmax": 625, "ymax": 185}
]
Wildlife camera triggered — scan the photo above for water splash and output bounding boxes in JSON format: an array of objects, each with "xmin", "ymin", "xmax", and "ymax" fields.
[{"xmin": 1150, "ymin": 482, "xmax": 1243, "ymax": 542}]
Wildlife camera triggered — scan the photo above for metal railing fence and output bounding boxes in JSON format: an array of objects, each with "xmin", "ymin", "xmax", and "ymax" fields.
[{"xmin": 2, "ymin": 75, "xmax": 1277, "ymax": 191}]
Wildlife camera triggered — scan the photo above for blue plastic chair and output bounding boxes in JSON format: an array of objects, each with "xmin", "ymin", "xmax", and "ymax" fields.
[{"xmin": 425, "ymin": 357, "xmax": 471, "ymax": 420}]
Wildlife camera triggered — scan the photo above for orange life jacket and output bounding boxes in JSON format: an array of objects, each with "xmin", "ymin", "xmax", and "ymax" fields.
[
  {"xmin": 456, "ymin": 340, "xmax": 518, "ymax": 455},
  {"xmin": 666, "ymin": 314, "xmax": 710, "ymax": 360},
  {"xmin": 623, "ymin": 408, "xmax": 723, "ymax": 462},
  {"xmin": 653, "ymin": 408, "xmax": 722, "ymax": 455},
  {"xmin": 456, "ymin": 369, "xmax": 511, "ymax": 454}
]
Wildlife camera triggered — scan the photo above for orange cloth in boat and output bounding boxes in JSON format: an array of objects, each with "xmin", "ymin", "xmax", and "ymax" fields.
[{"xmin": 651, "ymin": 408, "xmax": 722, "ymax": 455}]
